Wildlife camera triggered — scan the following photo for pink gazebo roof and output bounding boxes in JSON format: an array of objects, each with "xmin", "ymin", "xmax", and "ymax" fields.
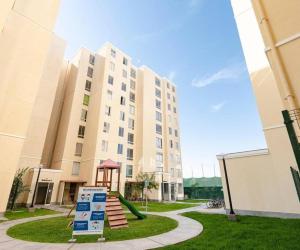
[{"xmin": 98, "ymin": 159, "xmax": 120, "ymax": 169}]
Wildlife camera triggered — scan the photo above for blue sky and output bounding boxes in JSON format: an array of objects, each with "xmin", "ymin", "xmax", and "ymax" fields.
[{"xmin": 55, "ymin": 0, "xmax": 267, "ymax": 177}]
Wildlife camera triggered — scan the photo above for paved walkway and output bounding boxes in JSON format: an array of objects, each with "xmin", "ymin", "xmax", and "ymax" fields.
[{"xmin": 0, "ymin": 205, "xmax": 225, "ymax": 250}]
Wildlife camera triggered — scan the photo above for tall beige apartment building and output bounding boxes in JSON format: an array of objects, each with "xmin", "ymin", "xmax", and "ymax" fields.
[
  {"xmin": 0, "ymin": 1, "xmax": 183, "ymax": 216},
  {"xmin": 0, "ymin": 0, "xmax": 64, "ymax": 217},
  {"xmin": 50, "ymin": 43, "xmax": 183, "ymax": 205},
  {"xmin": 218, "ymin": 0, "xmax": 300, "ymax": 218}
]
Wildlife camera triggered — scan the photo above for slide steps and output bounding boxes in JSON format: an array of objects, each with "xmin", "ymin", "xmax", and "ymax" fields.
[{"xmin": 106, "ymin": 196, "xmax": 128, "ymax": 229}]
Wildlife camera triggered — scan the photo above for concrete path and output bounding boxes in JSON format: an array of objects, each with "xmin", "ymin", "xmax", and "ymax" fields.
[{"xmin": 0, "ymin": 205, "xmax": 225, "ymax": 250}]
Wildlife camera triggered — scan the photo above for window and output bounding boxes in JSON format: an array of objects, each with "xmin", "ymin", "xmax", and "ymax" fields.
[
  {"xmin": 72, "ymin": 162, "xmax": 80, "ymax": 176},
  {"xmin": 178, "ymin": 183, "xmax": 183, "ymax": 194},
  {"xmin": 78, "ymin": 125, "xmax": 85, "ymax": 138},
  {"xmin": 173, "ymin": 96, "xmax": 176, "ymax": 102},
  {"xmin": 155, "ymin": 77, "xmax": 161, "ymax": 87},
  {"xmin": 120, "ymin": 111, "xmax": 125, "ymax": 121},
  {"xmin": 155, "ymin": 88, "xmax": 161, "ymax": 98},
  {"xmin": 117, "ymin": 144, "xmax": 123, "ymax": 154},
  {"xmin": 101, "ymin": 140, "xmax": 108, "ymax": 152},
  {"xmin": 118, "ymin": 127, "xmax": 124, "ymax": 137},
  {"xmin": 122, "ymin": 69, "xmax": 127, "ymax": 78},
  {"xmin": 83, "ymin": 94, "xmax": 90, "ymax": 106},
  {"xmin": 81, "ymin": 109, "xmax": 88, "ymax": 122},
  {"xmin": 89, "ymin": 54, "xmax": 95, "ymax": 65},
  {"xmin": 130, "ymin": 80, "xmax": 136, "ymax": 90},
  {"xmin": 173, "ymin": 107, "xmax": 177, "ymax": 113},
  {"xmin": 129, "ymin": 105, "xmax": 135, "ymax": 115},
  {"xmin": 128, "ymin": 118, "xmax": 134, "ymax": 129},
  {"xmin": 107, "ymin": 90, "xmax": 112, "ymax": 100},
  {"xmin": 123, "ymin": 57, "xmax": 128, "ymax": 65},
  {"xmin": 156, "ymin": 153, "xmax": 163, "ymax": 171},
  {"xmin": 156, "ymin": 124, "xmax": 162, "ymax": 134},
  {"xmin": 108, "ymin": 75, "xmax": 114, "ymax": 85},
  {"xmin": 156, "ymin": 111, "xmax": 162, "ymax": 122},
  {"xmin": 120, "ymin": 96, "xmax": 126, "ymax": 105},
  {"xmin": 175, "ymin": 142, "xmax": 179, "ymax": 150},
  {"xmin": 168, "ymin": 104, "xmax": 171, "ymax": 111},
  {"xmin": 126, "ymin": 165, "xmax": 133, "ymax": 178},
  {"xmin": 175, "ymin": 129, "xmax": 178, "ymax": 137},
  {"xmin": 171, "ymin": 168, "xmax": 175, "ymax": 177},
  {"xmin": 172, "ymin": 86, "xmax": 175, "ymax": 92},
  {"xmin": 111, "ymin": 48, "xmax": 116, "ymax": 58},
  {"xmin": 168, "ymin": 115, "xmax": 172, "ymax": 122},
  {"xmin": 85, "ymin": 80, "xmax": 92, "ymax": 91},
  {"xmin": 128, "ymin": 133, "xmax": 134, "ymax": 144},
  {"xmin": 121, "ymin": 82, "xmax": 126, "ymax": 91},
  {"xmin": 169, "ymin": 127, "xmax": 172, "ymax": 135},
  {"xmin": 167, "ymin": 93, "xmax": 170, "ymax": 99},
  {"xmin": 156, "ymin": 137, "xmax": 162, "ymax": 149},
  {"xmin": 156, "ymin": 99, "xmax": 161, "ymax": 109},
  {"xmin": 130, "ymin": 92, "xmax": 135, "ymax": 102},
  {"xmin": 87, "ymin": 67, "xmax": 93, "ymax": 78},
  {"xmin": 109, "ymin": 61, "xmax": 115, "ymax": 71},
  {"xmin": 167, "ymin": 82, "xmax": 170, "ymax": 89},
  {"xmin": 105, "ymin": 105, "xmax": 111, "ymax": 116},
  {"xmin": 170, "ymin": 140, "xmax": 173, "ymax": 148},
  {"xmin": 103, "ymin": 122, "xmax": 110, "ymax": 133},
  {"xmin": 75, "ymin": 143, "xmax": 83, "ymax": 156},
  {"xmin": 127, "ymin": 148, "xmax": 133, "ymax": 160},
  {"xmin": 130, "ymin": 68, "xmax": 136, "ymax": 79}
]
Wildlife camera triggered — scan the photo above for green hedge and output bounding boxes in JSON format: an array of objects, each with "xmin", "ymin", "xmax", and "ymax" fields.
[{"xmin": 184, "ymin": 187, "xmax": 223, "ymax": 199}]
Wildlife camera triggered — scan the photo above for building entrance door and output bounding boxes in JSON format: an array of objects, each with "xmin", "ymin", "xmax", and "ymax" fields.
[{"xmin": 35, "ymin": 182, "xmax": 54, "ymax": 205}]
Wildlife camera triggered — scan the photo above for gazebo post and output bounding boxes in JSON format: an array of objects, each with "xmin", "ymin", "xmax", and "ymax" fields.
[
  {"xmin": 117, "ymin": 168, "xmax": 120, "ymax": 193},
  {"xmin": 95, "ymin": 168, "xmax": 99, "ymax": 186},
  {"xmin": 110, "ymin": 169, "xmax": 113, "ymax": 191}
]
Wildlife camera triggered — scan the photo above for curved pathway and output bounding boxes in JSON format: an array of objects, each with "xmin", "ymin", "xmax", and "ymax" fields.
[{"xmin": 0, "ymin": 205, "xmax": 224, "ymax": 250}]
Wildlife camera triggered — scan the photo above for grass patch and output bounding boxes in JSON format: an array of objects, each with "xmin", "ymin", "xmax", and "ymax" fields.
[
  {"xmin": 124, "ymin": 201, "xmax": 197, "ymax": 212},
  {"xmin": 7, "ymin": 213, "xmax": 177, "ymax": 243},
  {"xmin": 4, "ymin": 208, "xmax": 58, "ymax": 220},
  {"xmin": 180, "ymin": 199, "xmax": 209, "ymax": 203},
  {"xmin": 160, "ymin": 212, "xmax": 300, "ymax": 250}
]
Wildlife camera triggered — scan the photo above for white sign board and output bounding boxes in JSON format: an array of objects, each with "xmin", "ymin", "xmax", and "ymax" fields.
[{"xmin": 73, "ymin": 187, "xmax": 107, "ymax": 236}]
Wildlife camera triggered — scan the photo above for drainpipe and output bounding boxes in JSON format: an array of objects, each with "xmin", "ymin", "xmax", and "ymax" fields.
[
  {"xmin": 222, "ymin": 157, "xmax": 236, "ymax": 220},
  {"xmin": 252, "ymin": 0, "xmax": 298, "ymax": 110}
]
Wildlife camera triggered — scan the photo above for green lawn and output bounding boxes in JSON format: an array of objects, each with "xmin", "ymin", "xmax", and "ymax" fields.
[
  {"xmin": 160, "ymin": 212, "xmax": 300, "ymax": 250},
  {"xmin": 124, "ymin": 201, "xmax": 197, "ymax": 212},
  {"xmin": 4, "ymin": 208, "xmax": 58, "ymax": 220},
  {"xmin": 7, "ymin": 213, "xmax": 177, "ymax": 243},
  {"xmin": 179, "ymin": 199, "xmax": 209, "ymax": 203}
]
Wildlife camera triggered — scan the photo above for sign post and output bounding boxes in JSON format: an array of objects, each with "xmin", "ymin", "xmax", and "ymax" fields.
[{"xmin": 69, "ymin": 186, "xmax": 107, "ymax": 242}]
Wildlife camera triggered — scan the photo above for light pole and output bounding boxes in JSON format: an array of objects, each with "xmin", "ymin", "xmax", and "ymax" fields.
[{"xmin": 30, "ymin": 164, "xmax": 43, "ymax": 208}]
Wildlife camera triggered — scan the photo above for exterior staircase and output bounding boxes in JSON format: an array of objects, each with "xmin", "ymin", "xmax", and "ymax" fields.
[{"xmin": 106, "ymin": 195, "xmax": 128, "ymax": 229}]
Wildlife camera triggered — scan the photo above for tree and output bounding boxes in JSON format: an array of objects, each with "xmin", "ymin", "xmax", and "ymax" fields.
[
  {"xmin": 134, "ymin": 172, "xmax": 159, "ymax": 200},
  {"xmin": 8, "ymin": 168, "xmax": 30, "ymax": 210}
]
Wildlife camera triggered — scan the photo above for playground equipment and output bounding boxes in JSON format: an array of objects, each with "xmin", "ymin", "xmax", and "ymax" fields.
[{"xmin": 95, "ymin": 159, "xmax": 146, "ymax": 229}]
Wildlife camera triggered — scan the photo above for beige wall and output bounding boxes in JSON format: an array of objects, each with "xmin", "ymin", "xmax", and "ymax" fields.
[
  {"xmin": 0, "ymin": 0, "xmax": 61, "ymax": 215},
  {"xmin": 218, "ymin": 0, "xmax": 300, "ymax": 217}
]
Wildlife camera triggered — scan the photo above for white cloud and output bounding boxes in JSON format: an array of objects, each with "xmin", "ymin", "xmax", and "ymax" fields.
[
  {"xmin": 211, "ymin": 101, "xmax": 226, "ymax": 112},
  {"xmin": 191, "ymin": 64, "xmax": 245, "ymax": 88},
  {"xmin": 167, "ymin": 71, "xmax": 176, "ymax": 82}
]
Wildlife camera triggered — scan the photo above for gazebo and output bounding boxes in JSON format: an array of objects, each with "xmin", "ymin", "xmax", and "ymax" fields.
[{"xmin": 95, "ymin": 159, "xmax": 121, "ymax": 192}]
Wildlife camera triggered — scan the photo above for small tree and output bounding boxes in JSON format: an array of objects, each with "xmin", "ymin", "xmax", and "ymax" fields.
[
  {"xmin": 8, "ymin": 168, "xmax": 30, "ymax": 210},
  {"xmin": 134, "ymin": 172, "xmax": 159, "ymax": 200}
]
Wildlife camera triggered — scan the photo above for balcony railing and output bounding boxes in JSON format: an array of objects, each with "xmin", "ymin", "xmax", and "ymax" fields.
[{"xmin": 289, "ymin": 109, "xmax": 300, "ymax": 129}]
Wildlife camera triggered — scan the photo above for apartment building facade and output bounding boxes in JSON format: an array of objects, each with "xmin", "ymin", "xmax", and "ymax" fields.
[
  {"xmin": 0, "ymin": 0, "xmax": 63, "ymax": 217},
  {"xmin": 5, "ymin": 42, "xmax": 183, "ymax": 210},
  {"xmin": 218, "ymin": 0, "xmax": 300, "ymax": 218},
  {"xmin": 49, "ymin": 43, "xmax": 183, "ymax": 204}
]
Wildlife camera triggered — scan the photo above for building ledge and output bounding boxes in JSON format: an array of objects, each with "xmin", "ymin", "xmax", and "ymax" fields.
[{"xmin": 216, "ymin": 148, "xmax": 269, "ymax": 160}]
